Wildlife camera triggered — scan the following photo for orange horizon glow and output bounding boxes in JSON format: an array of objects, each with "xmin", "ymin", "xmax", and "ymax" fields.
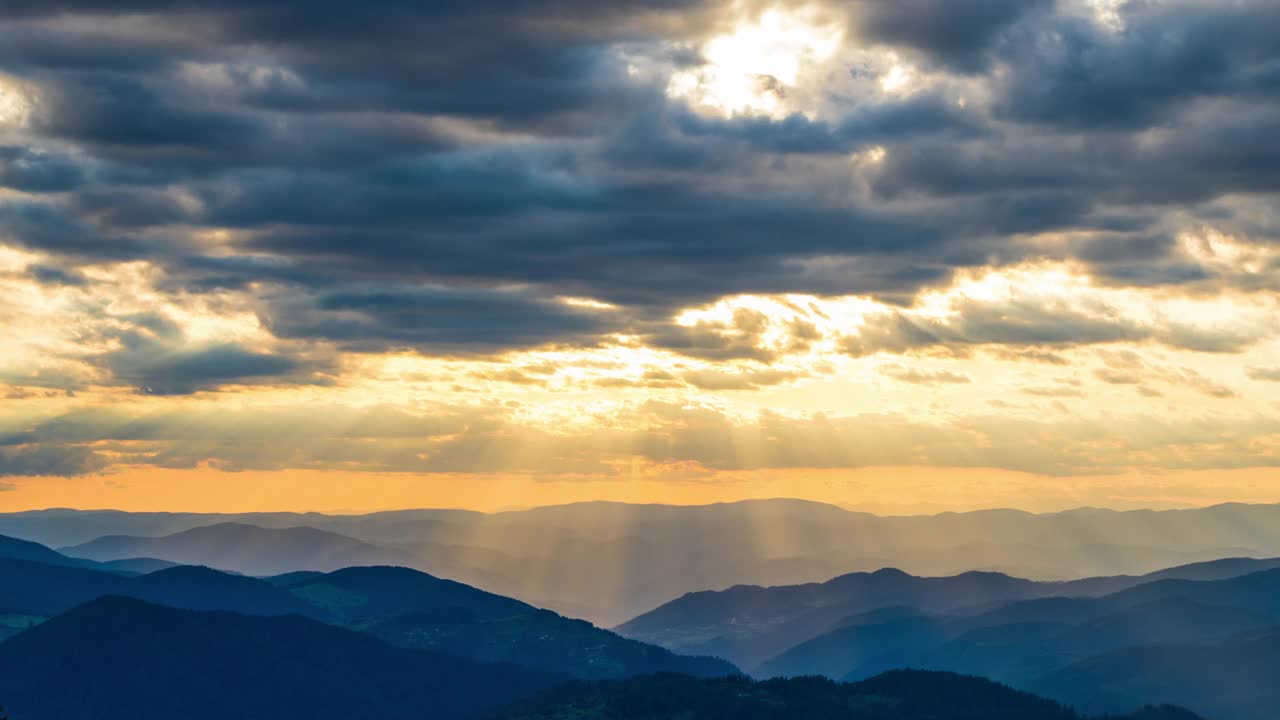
[{"xmin": 3, "ymin": 465, "xmax": 1280, "ymax": 516}]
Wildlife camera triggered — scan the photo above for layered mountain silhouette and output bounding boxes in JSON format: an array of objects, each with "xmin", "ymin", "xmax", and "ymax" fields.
[
  {"xmin": 0, "ymin": 533, "xmax": 94, "ymax": 568},
  {"xmin": 617, "ymin": 561, "xmax": 1280, "ymax": 670},
  {"xmin": 488, "ymin": 669, "xmax": 1202, "ymax": 720},
  {"xmin": 617, "ymin": 568, "xmax": 1050, "ymax": 668},
  {"xmin": 282, "ymin": 565, "xmax": 738, "ymax": 679},
  {"xmin": 0, "ymin": 555, "xmax": 321, "ymax": 619},
  {"xmin": 62, "ymin": 522, "xmax": 421, "ymax": 576},
  {"xmin": 0, "ymin": 534, "xmax": 736, "ymax": 681},
  {"xmin": 16, "ymin": 500, "xmax": 1280, "ymax": 624},
  {"xmin": 0, "ymin": 596, "xmax": 563, "ymax": 720},
  {"xmin": 1033, "ymin": 628, "xmax": 1280, "ymax": 720},
  {"xmin": 6, "ymin": 503, "xmax": 1280, "ymax": 719},
  {"xmin": 616, "ymin": 564, "xmax": 1280, "ymax": 720}
]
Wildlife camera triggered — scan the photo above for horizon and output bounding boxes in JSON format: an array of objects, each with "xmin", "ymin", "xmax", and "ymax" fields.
[
  {"xmin": 4, "ymin": 464, "xmax": 1279, "ymax": 514},
  {"xmin": 7, "ymin": 495, "xmax": 1280, "ymax": 519}
]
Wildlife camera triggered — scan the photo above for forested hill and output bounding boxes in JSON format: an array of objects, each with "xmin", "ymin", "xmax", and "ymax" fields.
[{"xmin": 488, "ymin": 669, "xmax": 1203, "ymax": 720}]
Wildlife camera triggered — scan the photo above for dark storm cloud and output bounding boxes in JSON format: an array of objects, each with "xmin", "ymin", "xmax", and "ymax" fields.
[
  {"xmin": 0, "ymin": 201, "xmax": 155, "ymax": 261},
  {"xmin": 991, "ymin": 1, "xmax": 1280, "ymax": 129},
  {"xmin": 85, "ymin": 313, "xmax": 334, "ymax": 395},
  {"xmin": 0, "ymin": 0, "xmax": 1277, "ymax": 367},
  {"xmin": 0, "ymin": 146, "xmax": 85, "ymax": 192},
  {"xmin": 673, "ymin": 92, "xmax": 987, "ymax": 153},
  {"xmin": 259, "ymin": 286, "xmax": 622, "ymax": 354},
  {"xmin": 851, "ymin": 0, "xmax": 1052, "ymax": 71}
]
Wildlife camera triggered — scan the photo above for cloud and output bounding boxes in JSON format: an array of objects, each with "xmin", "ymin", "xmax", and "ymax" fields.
[
  {"xmin": 0, "ymin": 444, "xmax": 107, "ymax": 477},
  {"xmin": 841, "ymin": 286, "xmax": 1262, "ymax": 358},
  {"xmin": 1248, "ymin": 367, "xmax": 1280, "ymax": 382},
  {"xmin": 880, "ymin": 366, "xmax": 971, "ymax": 385},
  {"xmin": 89, "ymin": 312, "xmax": 333, "ymax": 395},
  {"xmin": 0, "ymin": 0, "xmax": 1275, "ymax": 358},
  {"xmin": 991, "ymin": 1, "xmax": 1280, "ymax": 129},
  {"xmin": 5, "ymin": 398, "xmax": 1278, "ymax": 479},
  {"xmin": 0, "ymin": 0, "xmax": 1275, "ymax": 491},
  {"xmin": 851, "ymin": 0, "xmax": 1051, "ymax": 71},
  {"xmin": 681, "ymin": 368, "xmax": 800, "ymax": 390},
  {"xmin": 258, "ymin": 285, "xmax": 621, "ymax": 355}
]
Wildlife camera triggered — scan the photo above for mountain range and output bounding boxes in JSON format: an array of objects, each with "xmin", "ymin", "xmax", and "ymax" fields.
[
  {"xmin": 615, "ymin": 558, "xmax": 1280, "ymax": 669},
  {"xmin": 614, "ymin": 557, "xmax": 1280, "ymax": 719},
  {"xmin": 11, "ymin": 499, "xmax": 1280, "ymax": 624},
  {"xmin": 63, "ymin": 522, "xmax": 422, "ymax": 576},
  {"xmin": 5, "ymin": 500, "xmax": 1280, "ymax": 718},
  {"xmin": 0, "ymin": 532, "xmax": 735, "ymax": 680}
]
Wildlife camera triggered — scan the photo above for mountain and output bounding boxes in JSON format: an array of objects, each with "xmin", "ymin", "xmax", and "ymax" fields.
[
  {"xmin": 0, "ymin": 507, "xmax": 480, "ymax": 549},
  {"xmin": 742, "ymin": 568, "xmax": 1280, "ymax": 720},
  {"xmin": 488, "ymin": 669, "xmax": 1201, "ymax": 720},
  {"xmin": 1034, "ymin": 629, "xmax": 1280, "ymax": 720},
  {"xmin": 620, "ymin": 559, "xmax": 1280, "ymax": 672},
  {"xmin": 906, "ymin": 597, "xmax": 1276, "ymax": 688},
  {"xmin": 1101, "ymin": 567, "xmax": 1280, "ymax": 618},
  {"xmin": 0, "ymin": 557, "xmax": 129, "ymax": 616},
  {"xmin": 61, "ymin": 523, "xmax": 421, "ymax": 576},
  {"xmin": 1140, "ymin": 556, "xmax": 1280, "ymax": 583},
  {"xmin": 0, "ymin": 546, "xmax": 733, "ymax": 682},
  {"xmin": 1, "ymin": 530, "xmax": 316, "ymax": 579},
  {"xmin": 0, "ymin": 555, "xmax": 320, "ymax": 619},
  {"xmin": 0, "ymin": 596, "xmax": 562, "ymax": 720},
  {"xmin": 752, "ymin": 612, "xmax": 956, "ymax": 680},
  {"xmin": 616, "ymin": 568, "xmax": 1055, "ymax": 668},
  {"xmin": 12, "ymin": 500, "xmax": 1280, "ymax": 624},
  {"xmin": 96, "ymin": 557, "xmax": 182, "ymax": 574},
  {"xmin": 286, "ymin": 565, "xmax": 738, "ymax": 679},
  {"xmin": 0, "ymin": 534, "xmax": 92, "ymax": 568}
]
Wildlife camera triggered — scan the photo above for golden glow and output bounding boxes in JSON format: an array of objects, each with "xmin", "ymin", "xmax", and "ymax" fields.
[
  {"xmin": 667, "ymin": 7, "xmax": 843, "ymax": 117},
  {"xmin": 0, "ymin": 75, "xmax": 31, "ymax": 128},
  {"xmin": 878, "ymin": 61, "xmax": 914, "ymax": 95},
  {"xmin": 1, "ymin": 246, "xmax": 1277, "ymax": 512},
  {"xmin": 5, "ymin": 465, "xmax": 1280, "ymax": 515}
]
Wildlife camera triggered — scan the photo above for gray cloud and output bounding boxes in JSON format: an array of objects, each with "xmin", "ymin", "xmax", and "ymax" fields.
[
  {"xmin": 87, "ymin": 312, "xmax": 334, "ymax": 395},
  {"xmin": 842, "ymin": 295, "xmax": 1258, "ymax": 358},
  {"xmin": 0, "ymin": 444, "xmax": 108, "ymax": 477},
  {"xmin": 1248, "ymin": 367, "xmax": 1280, "ymax": 382},
  {"xmin": 0, "ymin": 0, "xmax": 1274, "ymax": 365}
]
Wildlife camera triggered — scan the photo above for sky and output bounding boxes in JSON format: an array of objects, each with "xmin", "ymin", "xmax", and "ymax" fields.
[{"xmin": 0, "ymin": 0, "xmax": 1278, "ymax": 514}]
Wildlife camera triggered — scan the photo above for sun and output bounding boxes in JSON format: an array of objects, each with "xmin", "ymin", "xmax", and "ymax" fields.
[
  {"xmin": 668, "ymin": 7, "xmax": 843, "ymax": 118},
  {"xmin": 0, "ymin": 75, "xmax": 31, "ymax": 128}
]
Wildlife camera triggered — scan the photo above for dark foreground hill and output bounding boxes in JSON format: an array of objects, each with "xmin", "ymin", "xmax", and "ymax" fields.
[
  {"xmin": 0, "ymin": 596, "xmax": 563, "ymax": 720},
  {"xmin": 488, "ymin": 669, "xmax": 1201, "ymax": 720}
]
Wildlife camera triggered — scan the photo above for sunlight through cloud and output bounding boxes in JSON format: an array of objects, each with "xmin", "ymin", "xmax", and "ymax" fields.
[{"xmin": 667, "ymin": 7, "xmax": 843, "ymax": 118}]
